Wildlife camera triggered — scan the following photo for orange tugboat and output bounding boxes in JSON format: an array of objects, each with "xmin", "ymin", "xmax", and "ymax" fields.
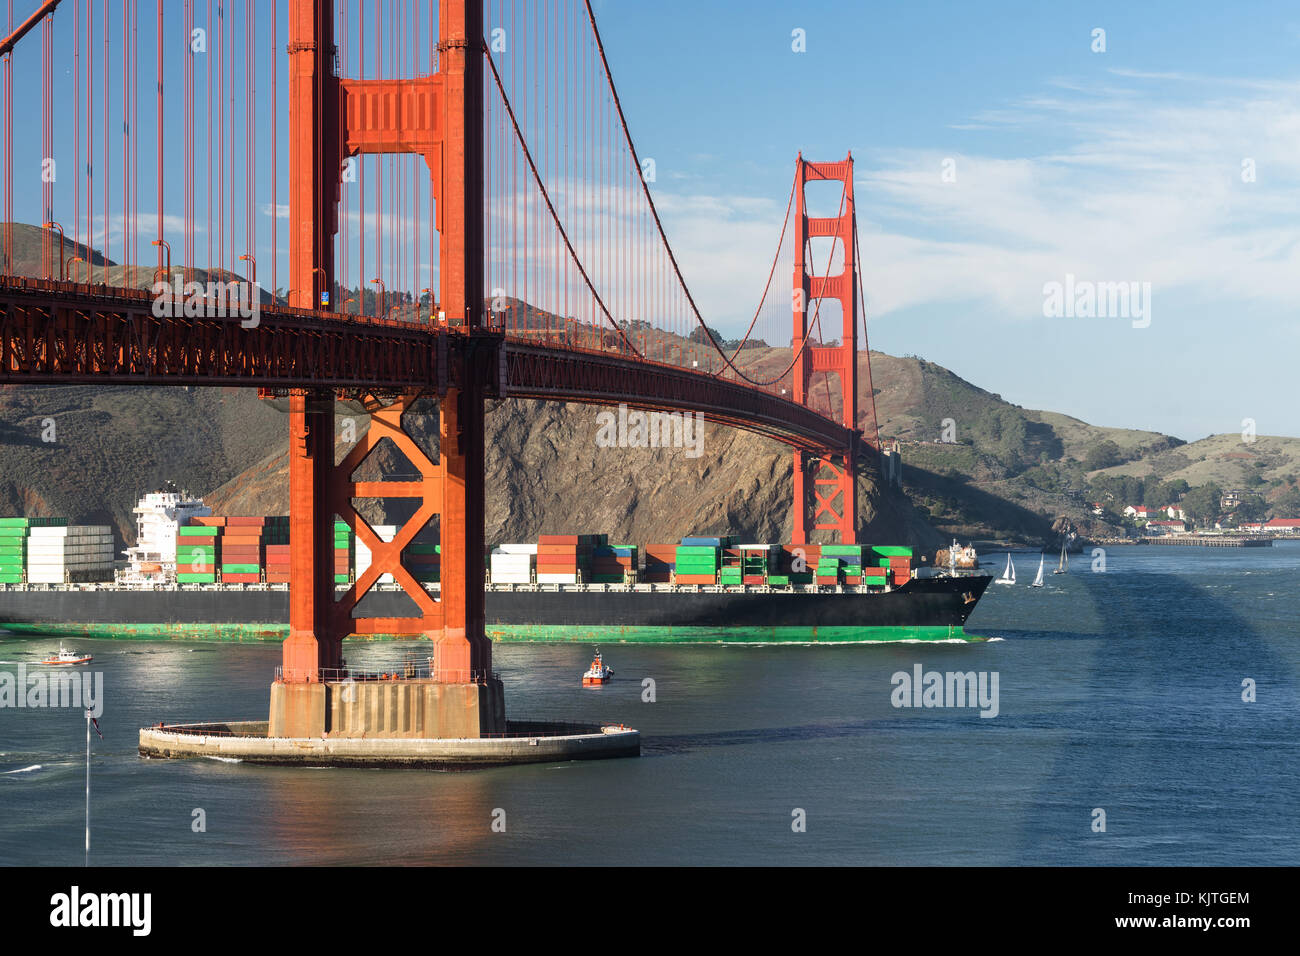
[
  {"xmin": 582, "ymin": 649, "xmax": 614, "ymax": 686},
  {"xmin": 40, "ymin": 643, "xmax": 93, "ymax": 666}
]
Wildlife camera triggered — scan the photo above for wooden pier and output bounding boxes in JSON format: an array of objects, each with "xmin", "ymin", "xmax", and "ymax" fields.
[{"xmin": 1141, "ymin": 535, "xmax": 1271, "ymax": 548}]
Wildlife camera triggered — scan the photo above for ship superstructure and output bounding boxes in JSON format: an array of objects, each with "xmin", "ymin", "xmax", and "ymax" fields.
[{"xmin": 120, "ymin": 488, "xmax": 212, "ymax": 587}]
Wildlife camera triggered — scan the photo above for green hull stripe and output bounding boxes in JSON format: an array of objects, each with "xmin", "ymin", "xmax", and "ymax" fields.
[{"xmin": 0, "ymin": 621, "xmax": 979, "ymax": 644}]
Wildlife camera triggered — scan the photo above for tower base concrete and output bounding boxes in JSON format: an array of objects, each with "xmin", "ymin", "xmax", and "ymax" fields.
[{"xmin": 268, "ymin": 678, "xmax": 506, "ymax": 739}]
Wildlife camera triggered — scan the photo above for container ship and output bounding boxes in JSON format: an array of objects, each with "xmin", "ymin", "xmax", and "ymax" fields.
[{"xmin": 0, "ymin": 496, "xmax": 992, "ymax": 645}]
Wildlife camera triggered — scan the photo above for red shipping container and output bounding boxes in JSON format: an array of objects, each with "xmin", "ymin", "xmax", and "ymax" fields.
[
  {"xmin": 743, "ymin": 575, "xmax": 765, "ymax": 585},
  {"xmin": 816, "ymin": 575, "xmax": 838, "ymax": 586},
  {"xmin": 175, "ymin": 563, "xmax": 212, "ymax": 573},
  {"xmin": 674, "ymin": 573, "xmax": 716, "ymax": 585},
  {"xmin": 225, "ymin": 517, "xmax": 266, "ymax": 527},
  {"xmin": 844, "ymin": 575, "xmax": 862, "ymax": 585},
  {"xmin": 266, "ymin": 574, "xmax": 291, "ymax": 583},
  {"xmin": 538, "ymin": 535, "xmax": 581, "ymax": 545},
  {"xmin": 220, "ymin": 573, "xmax": 260, "ymax": 583}
]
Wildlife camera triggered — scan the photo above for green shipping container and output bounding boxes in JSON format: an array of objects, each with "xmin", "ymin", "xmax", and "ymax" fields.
[
  {"xmin": 220, "ymin": 564, "xmax": 261, "ymax": 574},
  {"xmin": 870, "ymin": 546, "xmax": 913, "ymax": 558},
  {"xmin": 0, "ymin": 573, "xmax": 24, "ymax": 583},
  {"xmin": 0, "ymin": 518, "xmax": 30, "ymax": 527},
  {"xmin": 177, "ymin": 573, "xmax": 217, "ymax": 583},
  {"xmin": 179, "ymin": 526, "xmax": 219, "ymax": 537},
  {"xmin": 768, "ymin": 575, "xmax": 789, "ymax": 586}
]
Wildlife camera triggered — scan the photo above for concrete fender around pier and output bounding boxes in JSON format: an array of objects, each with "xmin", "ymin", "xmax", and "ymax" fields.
[{"xmin": 138, "ymin": 720, "xmax": 640, "ymax": 769}]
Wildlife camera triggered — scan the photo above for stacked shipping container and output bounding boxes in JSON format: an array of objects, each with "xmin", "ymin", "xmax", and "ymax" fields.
[
  {"xmin": 675, "ymin": 536, "xmax": 727, "ymax": 585},
  {"xmin": 355, "ymin": 525, "xmax": 398, "ymax": 584},
  {"xmin": 642, "ymin": 544, "xmax": 676, "ymax": 583},
  {"xmin": 403, "ymin": 541, "xmax": 441, "ymax": 584},
  {"xmin": 176, "ymin": 524, "xmax": 220, "ymax": 583},
  {"xmin": 490, "ymin": 544, "xmax": 535, "ymax": 584},
  {"xmin": 536, "ymin": 534, "xmax": 603, "ymax": 584},
  {"xmin": 590, "ymin": 545, "xmax": 635, "ymax": 583},
  {"xmin": 0, "ymin": 518, "xmax": 29, "ymax": 584},
  {"xmin": 26, "ymin": 525, "xmax": 115, "ymax": 583},
  {"xmin": 218, "ymin": 516, "xmax": 267, "ymax": 584}
]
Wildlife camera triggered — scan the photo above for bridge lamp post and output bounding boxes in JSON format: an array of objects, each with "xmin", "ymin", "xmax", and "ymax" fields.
[
  {"xmin": 311, "ymin": 267, "xmax": 330, "ymax": 309},
  {"xmin": 387, "ymin": 305, "xmax": 401, "ymax": 322},
  {"xmin": 419, "ymin": 287, "xmax": 432, "ymax": 324},
  {"xmin": 65, "ymin": 256, "xmax": 86, "ymax": 282},
  {"xmin": 42, "ymin": 221, "xmax": 65, "ymax": 280},
  {"xmin": 150, "ymin": 239, "xmax": 171, "ymax": 287},
  {"xmin": 343, "ymin": 297, "xmax": 357, "ymax": 315},
  {"xmin": 369, "ymin": 278, "xmax": 385, "ymax": 319},
  {"xmin": 238, "ymin": 253, "xmax": 257, "ymax": 286}
]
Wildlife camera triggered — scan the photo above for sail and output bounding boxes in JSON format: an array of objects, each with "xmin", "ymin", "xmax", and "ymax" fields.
[
  {"xmin": 997, "ymin": 553, "xmax": 1015, "ymax": 584},
  {"xmin": 1031, "ymin": 555, "xmax": 1045, "ymax": 587}
]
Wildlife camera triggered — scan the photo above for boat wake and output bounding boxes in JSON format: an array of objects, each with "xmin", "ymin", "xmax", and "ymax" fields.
[
  {"xmin": 203, "ymin": 755, "xmax": 242, "ymax": 763},
  {"xmin": 1, "ymin": 764, "xmax": 42, "ymax": 775}
]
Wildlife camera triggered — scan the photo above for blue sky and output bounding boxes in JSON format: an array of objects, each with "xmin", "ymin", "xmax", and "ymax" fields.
[
  {"xmin": 7, "ymin": 1, "xmax": 1300, "ymax": 441},
  {"xmin": 592, "ymin": 0, "xmax": 1300, "ymax": 441}
]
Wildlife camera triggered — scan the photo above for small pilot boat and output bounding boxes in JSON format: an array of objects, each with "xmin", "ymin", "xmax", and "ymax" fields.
[
  {"xmin": 581, "ymin": 649, "xmax": 613, "ymax": 686},
  {"xmin": 41, "ymin": 643, "xmax": 93, "ymax": 666}
]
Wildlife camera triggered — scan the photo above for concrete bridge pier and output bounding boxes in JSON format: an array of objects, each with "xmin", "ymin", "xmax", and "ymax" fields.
[{"xmin": 269, "ymin": 677, "xmax": 506, "ymax": 739}]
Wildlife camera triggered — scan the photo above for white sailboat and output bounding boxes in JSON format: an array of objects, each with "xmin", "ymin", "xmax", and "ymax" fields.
[
  {"xmin": 1029, "ymin": 553, "xmax": 1045, "ymax": 588},
  {"xmin": 1053, "ymin": 538, "xmax": 1068, "ymax": 574},
  {"xmin": 995, "ymin": 553, "xmax": 1016, "ymax": 585}
]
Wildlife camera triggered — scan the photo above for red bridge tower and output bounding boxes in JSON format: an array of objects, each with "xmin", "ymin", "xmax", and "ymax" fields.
[
  {"xmin": 791, "ymin": 154, "xmax": 859, "ymax": 544},
  {"xmin": 273, "ymin": 0, "xmax": 503, "ymax": 737}
]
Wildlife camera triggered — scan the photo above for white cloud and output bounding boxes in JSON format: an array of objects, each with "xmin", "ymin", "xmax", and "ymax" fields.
[{"xmin": 652, "ymin": 71, "xmax": 1300, "ymax": 332}]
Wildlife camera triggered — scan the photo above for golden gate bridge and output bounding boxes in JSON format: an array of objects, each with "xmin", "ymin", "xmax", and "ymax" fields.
[{"xmin": 0, "ymin": 0, "xmax": 881, "ymax": 737}]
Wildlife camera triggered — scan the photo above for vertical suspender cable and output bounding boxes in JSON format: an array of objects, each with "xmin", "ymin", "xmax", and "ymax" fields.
[
  {"xmin": 41, "ymin": 12, "xmax": 50, "ymax": 277},
  {"xmin": 75, "ymin": 0, "xmax": 81, "ymax": 264},
  {"xmin": 271, "ymin": 0, "xmax": 278, "ymax": 297}
]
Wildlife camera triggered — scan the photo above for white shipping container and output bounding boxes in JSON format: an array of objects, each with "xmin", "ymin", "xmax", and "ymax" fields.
[
  {"xmin": 28, "ymin": 525, "xmax": 112, "ymax": 537},
  {"xmin": 355, "ymin": 526, "xmax": 398, "ymax": 584},
  {"xmin": 536, "ymin": 573, "xmax": 578, "ymax": 584},
  {"xmin": 491, "ymin": 573, "xmax": 532, "ymax": 584},
  {"xmin": 493, "ymin": 543, "xmax": 538, "ymax": 555},
  {"xmin": 27, "ymin": 545, "xmax": 113, "ymax": 556}
]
